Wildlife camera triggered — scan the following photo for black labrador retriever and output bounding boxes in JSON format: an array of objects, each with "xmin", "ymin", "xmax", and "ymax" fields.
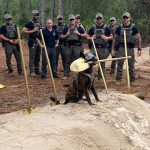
[{"xmin": 64, "ymin": 52, "xmax": 101, "ymax": 105}]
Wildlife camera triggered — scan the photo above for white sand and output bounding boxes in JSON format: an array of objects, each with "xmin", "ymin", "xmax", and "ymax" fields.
[{"xmin": 0, "ymin": 91, "xmax": 150, "ymax": 150}]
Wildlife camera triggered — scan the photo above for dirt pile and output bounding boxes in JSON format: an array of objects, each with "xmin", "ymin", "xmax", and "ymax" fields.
[{"xmin": 0, "ymin": 91, "xmax": 150, "ymax": 150}]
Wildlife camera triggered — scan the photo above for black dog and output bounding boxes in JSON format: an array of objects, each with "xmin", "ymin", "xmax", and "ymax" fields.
[{"xmin": 64, "ymin": 52, "xmax": 101, "ymax": 105}]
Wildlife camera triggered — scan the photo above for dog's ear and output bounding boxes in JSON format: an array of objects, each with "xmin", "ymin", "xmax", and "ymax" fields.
[{"xmin": 80, "ymin": 52, "xmax": 85, "ymax": 59}]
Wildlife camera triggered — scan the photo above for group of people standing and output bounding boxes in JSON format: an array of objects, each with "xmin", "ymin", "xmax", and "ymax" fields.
[{"xmin": 0, "ymin": 10, "xmax": 144, "ymax": 83}]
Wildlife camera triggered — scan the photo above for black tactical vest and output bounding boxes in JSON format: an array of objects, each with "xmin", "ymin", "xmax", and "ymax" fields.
[
  {"xmin": 56, "ymin": 24, "xmax": 65, "ymax": 38},
  {"xmin": 119, "ymin": 23, "xmax": 136, "ymax": 44},
  {"xmin": 67, "ymin": 27, "xmax": 79, "ymax": 42},
  {"xmin": 6, "ymin": 24, "xmax": 16, "ymax": 39},
  {"xmin": 30, "ymin": 20, "xmax": 41, "ymax": 38},
  {"xmin": 94, "ymin": 24, "xmax": 107, "ymax": 46},
  {"xmin": 108, "ymin": 25, "xmax": 117, "ymax": 36}
]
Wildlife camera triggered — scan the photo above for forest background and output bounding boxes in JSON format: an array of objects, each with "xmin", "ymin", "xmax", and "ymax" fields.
[{"xmin": 0, "ymin": 0, "xmax": 150, "ymax": 44}]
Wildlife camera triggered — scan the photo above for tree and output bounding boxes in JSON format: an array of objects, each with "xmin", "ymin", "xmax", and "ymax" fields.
[
  {"xmin": 58, "ymin": 0, "xmax": 63, "ymax": 16},
  {"xmin": 40, "ymin": 0, "xmax": 46, "ymax": 26},
  {"xmin": 2, "ymin": 0, "xmax": 9, "ymax": 14},
  {"xmin": 49, "ymin": 0, "xmax": 54, "ymax": 19}
]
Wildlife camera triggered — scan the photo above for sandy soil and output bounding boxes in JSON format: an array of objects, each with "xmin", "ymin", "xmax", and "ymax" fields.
[{"xmin": 0, "ymin": 43, "xmax": 150, "ymax": 149}]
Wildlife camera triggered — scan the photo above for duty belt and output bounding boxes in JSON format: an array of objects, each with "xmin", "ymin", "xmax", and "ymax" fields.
[
  {"xmin": 95, "ymin": 44, "xmax": 106, "ymax": 48},
  {"xmin": 68, "ymin": 43, "xmax": 81, "ymax": 47}
]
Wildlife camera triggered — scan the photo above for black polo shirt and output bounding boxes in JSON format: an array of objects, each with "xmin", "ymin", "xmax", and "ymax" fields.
[{"xmin": 38, "ymin": 27, "xmax": 58, "ymax": 48}]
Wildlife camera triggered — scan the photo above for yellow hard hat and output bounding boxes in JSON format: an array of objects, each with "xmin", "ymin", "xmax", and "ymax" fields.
[
  {"xmin": 0, "ymin": 84, "xmax": 5, "ymax": 89},
  {"xmin": 70, "ymin": 58, "xmax": 89, "ymax": 72}
]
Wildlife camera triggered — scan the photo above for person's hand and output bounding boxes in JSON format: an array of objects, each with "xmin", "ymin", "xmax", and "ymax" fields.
[
  {"xmin": 137, "ymin": 49, "xmax": 142, "ymax": 57},
  {"xmin": 111, "ymin": 49, "xmax": 115, "ymax": 56},
  {"xmin": 33, "ymin": 27, "xmax": 39, "ymax": 32},
  {"xmin": 55, "ymin": 43, "xmax": 59, "ymax": 48},
  {"xmin": 13, "ymin": 39, "xmax": 18, "ymax": 44},
  {"xmin": 101, "ymin": 35, "xmax": 108, "ymax": 41},
  {"xmin": 74, "ymin": 28, "xmax": 80, "ymax": 35},
  {"xmin": 9, "ymin": 39, "xmax": 17, "ymax": 45},
  {"xmin": 40, "ymin": 44, "xmax": 44, "ymax": 48},
  {"xmin": 66, "ymin": 31, "xmax": 70, "ymax": 36},
  {"xmin": 92, "ymin": 34, "xmax": 96, "ymax": 39}
]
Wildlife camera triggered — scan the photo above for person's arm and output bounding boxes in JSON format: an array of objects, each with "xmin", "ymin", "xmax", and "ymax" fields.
[
  {"xmin": 36, "ymin": 32, "xmax": 43, "ymax": 48},
  {"xmin": 0, "ymin": 34, "xmax": 18, "ymax": 45},
  {"xmin": 136, "ymin": 33, "xmax": 142, "ymax": 56},
  {"xmin": 86, "ymin": 27, "xmax": 96, "ymax": 40},
  {"xmin": 23, "ymin": 27, "xmax": 39, "ymax": 34},
  {"xmin": 36, "ymin": 37, "xmax": 43, "ymax": 48},
  {"xmin": 55, "ymin": 32, "xmax": 59, "ymax": 47},
  {"xmin": 60, "ymin": 26, "xmax": 70, "ymax": 39},
  {"xmin": 133, "ymin": 25, "xmax": 142, "ymax": 57},
  {"xmin": 111, "ymin": 34, "xmax": 117, "ymax": 56},
  {"xmin": 101, "ymin": 26, "xmax": 113, "ymax": 41},
  {"xmin": 101, "ymin": 34, "xmax": 113, "ymax": 41},
  {"xmin": 55, "ymin": 39, "xmax": 59, "ymax": 47},
  {"xmin": 0, "ymin": 34, "xmax": 9, "ymax": 42},
  {"xmin": 77, "ymin": 26, "xmax": 87, "ymax": 38},
  {"xmin": 0, "ymin": 26, "xmax": 18, "ymax": 45},
  {"xmin": 22, "ymin": 21, "xmax": 39, "ymax": 35}
]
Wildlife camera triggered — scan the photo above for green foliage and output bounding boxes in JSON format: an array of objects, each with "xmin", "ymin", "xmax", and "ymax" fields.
[{"xmin": 0, "ymin": 0, "xmax": 149, "ymax": 43}]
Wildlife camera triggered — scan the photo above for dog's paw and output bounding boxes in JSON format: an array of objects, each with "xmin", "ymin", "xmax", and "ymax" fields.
[
  {"xmin": 64, "ymin": 100, "xmax": 69, "ymax": 105},
  {"xmin": 49, "ymin": 97, "xmax": 60, "ymax": 105},
  {"xmin": 89, "ymin": 102, "xmax": 96, "ymax": 106},
  {"xmin": 49, "ymin": 96, "xmax": 56, "ymax": 102},
  {"xmin": 96, "ymin": 99, "xmax": 102, "ymax": 102}
]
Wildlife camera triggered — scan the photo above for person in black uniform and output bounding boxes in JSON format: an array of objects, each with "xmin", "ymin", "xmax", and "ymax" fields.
[
  {"xmin": 105, "ymin": 17, "xmax": 118, "ymax": 75},
  {"xmin": 112, "ymin": 12, "xmax": 142, "ymax": 83},
  {"xmin": 61, "ymin": 14, "xmax": 86, "ymax": 79},
  {"xmin": 87, "ymin": 13, "xmax": 112, "ymax": 80},
  {"xmin": 53, "ymin": 15, "xmax": 68, "ymax": 79},
  {"xmin": 0, "ymin": 14, "xmax": 22, "ymax": 75},
  {"xmin": 23, "ymin": 10, "xmax": 42, "ymax": 77}
]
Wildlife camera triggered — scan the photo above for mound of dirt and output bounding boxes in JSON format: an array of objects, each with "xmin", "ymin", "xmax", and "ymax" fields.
[{"xmin": 0, "ymin": 91, "xmax": 150, "ymax": 150}]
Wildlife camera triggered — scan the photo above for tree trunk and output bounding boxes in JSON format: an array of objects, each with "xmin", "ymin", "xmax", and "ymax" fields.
[
  {"xmin": 2, "ymin": 0, "xmax": 9, "ymax": 15},
  {"xmin": 40, "ymin": 0, "xmax": 46, "ymax": 27},
  {"xmin": 49, "ymin": 0, "xmax": 54, "ymax": 19},
  {"xmin": 58, "ymin": 0, "xmax": 63, "ymax": 15}
]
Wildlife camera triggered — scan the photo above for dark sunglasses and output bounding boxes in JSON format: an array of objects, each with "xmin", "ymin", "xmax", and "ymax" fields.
[
  {"xmin": 123, "ymin": 16, "xmax": 129, "ymax": 19},
  {"xmin": 58, "ymin": 18, "xmax": 63, "ymax": 20},
  {"xmin": 70, "ymin": 19, "xmax": 75, "ymax": 21},
  {"xmin": 6, "ymin": 18, "xmax": 12, "ymax": 21},
  {"xmin": 96, "ymin": 17, "xmax": 102, "ymax": 20},
  {"xmin": 110, "ymin": 20, "xmax": 115, "ymax": 22},
  {"xmin": 34, "ymin": 13, "xmax": 39, "ymax": 16},
  {"xmin": 76, "ymin": 17, "xmax": 80, "ymax": 19}
]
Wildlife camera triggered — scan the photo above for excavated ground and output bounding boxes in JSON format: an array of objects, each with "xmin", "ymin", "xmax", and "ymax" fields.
[{"xmin": 0, "ymin": 42, "xmax": 150, "ymax": 114}]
